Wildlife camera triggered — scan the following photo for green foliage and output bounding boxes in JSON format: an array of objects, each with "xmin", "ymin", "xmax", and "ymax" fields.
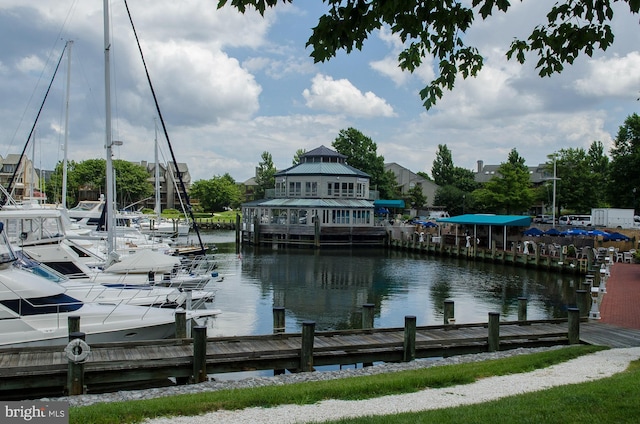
[
  {"xmin": 190, "ymin": 173, "xmax": 242, "ymax": 212},
  {"xmin": 434, "ymin": 185, "xmax": 465, "ymax": 215},
  {"xmin": 407, "ymin": 184, "xmax": 427, "ymax": 208},
  {"xmin": 292, "ymin": 148, "xmax": 306, "ymax": 165},
  {"xmin": 254, "ymin": 151, "xmax": 276, "ymax": 199},
  {"xmin": 608, "ymin": 113, "xmax": 640, "ymax": 209},
  {"xmin": 45, "ymin": 158, "xmax": 152, "ymax": 207},
  {"xmin": 552, "ymin": 147, "xmax": 608, "ymax": 214},
  {"xmin": 218, "ymin": 0, "xmax": 636, "ymax": 109},
  {"xmin": 432, "ymin": 144, "xmax": 454, "ymax": 187},
  {"xmin": 332, "ymin": 128, "xmax": 397, "ymax": 199},
  {"xmin": 473, "ymin": 148, "xmax": 534, "ymax": 214}
]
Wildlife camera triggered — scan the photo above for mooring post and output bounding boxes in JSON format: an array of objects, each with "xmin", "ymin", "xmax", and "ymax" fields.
[
  {"xmin": 568, "ymin": 307, "xmax": 580, "ymax": 344},
  {"xmin": 273, "ymin": 307, "xmax": 286, "ymax": 334},
  {"xmin": 235, "ymin": 213, "xmax": 241, "ymax": 252},
  {"xmin": 517, "ymin": 297, "xmax": 528, "ymax": 323},
  {"xmin": 403, "ymin": 315, "xmax": 417, "ymax": 362},
  {"xmin": 66, "ymin": 331, "xmax": 86, "ymax": 396},
  {"xmin": 68, "ymin": 316, "xmax": 80, "ymax": 334},
  {"xmin": 488, "ymin": 312, "xmax": 500, "ymax": 352},
  {"xmin": 575, "ymin": 290, "xmax": 588, "ymax": 318},
  {"xmin": 192, "ymin": 326, "xmax": 208, "ymax": 383},
  {"xmin": 444, "ymin": 300, "xmax": 455, "ymax": 325},
  {"xmin": 362, "ymin": 303, "xmax": 375, "ymax": 329},
  {"xmin": 273, "ymin": 306, "xmax": 286, "ymax": 375},
  {"xmin": 362, "ymin": 303, "xmax": 375, "ymax": 367},
  {"xmin": 300, "ymin": 321, "xmax": 315, "ymax": 372},
  {"xmin": 175, "ymin": 310, "xmax": 187, "ymax": 339}
]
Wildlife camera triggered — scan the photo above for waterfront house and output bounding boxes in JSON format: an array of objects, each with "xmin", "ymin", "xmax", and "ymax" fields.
[{"xmin": 240, "ymin": 145, "xmax": 388, "ymax": 247}]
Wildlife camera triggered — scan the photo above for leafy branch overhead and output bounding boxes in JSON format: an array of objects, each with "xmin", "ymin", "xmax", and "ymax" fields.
[{"xmin": 218, "ymin": 0, "xmax": 639, "ymax": 109}]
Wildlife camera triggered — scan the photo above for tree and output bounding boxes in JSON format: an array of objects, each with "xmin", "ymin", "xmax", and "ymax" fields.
[
  {"xmin": 473, "ymin": 148, "xmax": 534, "ymax": 214},
  {"xmin": 407, "ymin": 184, "xmax": 427, "ymax": 209},
  {"xmin": 218, "ymin": 1, "xmax": 638, "ymax": 109},
  {"xmin": 434, "ymin": 185, "xmax": 466, "ymax": 216},
  {"xmin": 608, "ymin": 113, "xmax": 640, "ymax": 209},
  {"xmin": 431, "ymin": 144, "xmax": 454, "ymax": 187},
  {"xmin": 292, "ymin": 149, "xmax": 306, "ymax": 165},
  {"xmin": 255, "ymin": 151, "xmax": 276, "ymax": 199},
  {"xmin": 45, "ymin": 158, "xmax": 152, "ymax": 208},
  {"xmin": 332, "ymin": 127, "xmax": 396, "ymax": 198},
  {"xmin": 191, "ymin": 173, "xmax": 242, "ymax": 212}
]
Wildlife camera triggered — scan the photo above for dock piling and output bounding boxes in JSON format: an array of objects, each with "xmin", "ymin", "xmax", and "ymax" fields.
[
  {"xmin": 517, "ymin": 297, "xmax": 528, "ymax": 323},
  {"xmin": 66, "ymin": 332, "xmax": 87, "ymax": 396},
  {"xmin": 403, "ymin": 315, "xmax": 417, "ymax": 362},
  {"xmin": 444, "ymin": 300, "xmax": 455, "ymax": 325},
  {"xmin": 488, "ymin": 312, "xmax": 500, "ymax": 352},
  {"xmin": 192, "ymin": 326, "xmax": 208, "ymax": 383},
  {"xmin": 300, "ymin": 321, "xmax": 315, "ymax": 372},
  {"xmin": 568, "ymin": 308, "xmax": 580, "ymax": 344},
  {"xmin": 175, "ymin": 310, "xmax": 187, "ymax": 339}
]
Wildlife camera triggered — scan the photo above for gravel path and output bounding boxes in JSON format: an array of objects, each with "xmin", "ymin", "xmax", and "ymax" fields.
[{"xmin": 140, "ymin": 347, "xmax": 640, "ymax": 424}]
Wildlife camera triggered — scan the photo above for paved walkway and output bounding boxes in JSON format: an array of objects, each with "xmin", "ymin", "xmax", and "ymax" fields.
[{"xmin": 599, "ymin": 263, "xmax": 640, "ymax": 330}]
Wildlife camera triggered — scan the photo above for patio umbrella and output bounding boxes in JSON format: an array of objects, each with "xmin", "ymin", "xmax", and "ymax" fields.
[
  {"xmin": 587, "ymin": 229, "xmax": 610, "ymax": 237},
  {"xmin": 523, "ymin": 227, "xmax": 544, "ymax": 236},
  {"xmin": 605, "ymin": 232, "xmax": 631, "ymax": 241},
  {"xmin": 544, "ymin": 228, "xmax": 561, "ymax": 236},
  {"xmin": 561, "ymin": 228, "xmax": 589, "ymax": 236}
]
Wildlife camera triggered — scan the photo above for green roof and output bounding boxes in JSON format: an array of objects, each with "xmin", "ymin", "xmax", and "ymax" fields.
[{"xmin": 437, "ymin": 214, "xmax": 531, "ymax": 226}]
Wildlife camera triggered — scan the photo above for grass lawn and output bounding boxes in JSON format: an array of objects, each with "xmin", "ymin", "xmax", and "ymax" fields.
[{"xmin": 65, "ymin": 345, "xmax": 637, "ymax": 424}]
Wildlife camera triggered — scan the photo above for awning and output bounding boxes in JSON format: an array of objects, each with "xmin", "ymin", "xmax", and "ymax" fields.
[
  {"xmin": 373, "ymin": 199, "xmax": 405, "ymax": 209},
  {"xmin": 437, "ymin": 214, "xmax": 532, "ymax": 227}
]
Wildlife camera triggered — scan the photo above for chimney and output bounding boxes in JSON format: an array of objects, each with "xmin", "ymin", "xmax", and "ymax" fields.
[{"xmin": 477, "ymin": 160, "xmax": 483, "ymax": 173}]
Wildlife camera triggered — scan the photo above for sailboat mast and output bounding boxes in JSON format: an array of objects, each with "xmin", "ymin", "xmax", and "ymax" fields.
[
  {"xmin": 154, "ymin": 119, "xmax": 160, "ymax": 217},
  {"xmin": 62, "ymin": 40, "xmax": 73, "ymax": 208},
  {"xmin": 103, "ymin": 0, "xmax": 115, "ymax": 255}
]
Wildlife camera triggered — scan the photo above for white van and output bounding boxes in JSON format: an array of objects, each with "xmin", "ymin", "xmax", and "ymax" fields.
[{"xmin": 559, "ymin": 214, "xmax": 592, "ymax": 226}]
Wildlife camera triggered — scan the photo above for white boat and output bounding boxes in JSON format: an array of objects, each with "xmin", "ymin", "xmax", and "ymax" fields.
[
  {"xmin": 0, "ymin": 207, "xmax": 217, "ymax": 305},
  {"xmin": 0, "ymin": 222, "xmax": 214, "ymax": 348}
]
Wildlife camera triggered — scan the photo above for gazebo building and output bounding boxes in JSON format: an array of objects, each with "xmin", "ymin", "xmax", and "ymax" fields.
[{"xmin": 241, "ymin": 146, "xmax": 388, "ymax": 247}]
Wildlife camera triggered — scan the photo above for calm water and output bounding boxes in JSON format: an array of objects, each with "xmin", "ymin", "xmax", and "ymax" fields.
[{"xmin": 181, "ymin": 231, "xmax": 582, "ymax": 338}]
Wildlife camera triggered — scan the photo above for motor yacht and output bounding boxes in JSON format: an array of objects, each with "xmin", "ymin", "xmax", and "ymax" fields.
[{"xmin": 0, "ymin": 222, "xmax": 217, "ymax": 348}]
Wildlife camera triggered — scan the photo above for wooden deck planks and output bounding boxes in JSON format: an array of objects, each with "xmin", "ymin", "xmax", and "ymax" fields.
[{"xmin": 2, "ymin": 320, "xmax": 639, "ymax": 396}]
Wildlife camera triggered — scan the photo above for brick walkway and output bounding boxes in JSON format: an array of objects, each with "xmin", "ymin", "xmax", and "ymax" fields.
[{"xmin": 599, "ymin": 263, "xmax": 640, "ymax": 330}]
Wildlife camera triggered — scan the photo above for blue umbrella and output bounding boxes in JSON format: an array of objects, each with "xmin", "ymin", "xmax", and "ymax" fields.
[
  {"xmin": 523, "ymin": 227, "xmax": 544, "ymax": 236},
  {"xmin": 544, "ymin": 228, "xmax": 561, "ymax": 236},
  {"xmin": 561, "ymin": 228, "xmax": 589, "ymax": 236},
  {"xmin": 587, "ymin": 229, "xmax": 610, "ymax": 237},
  {"xmin": 605, "ymin": 231, "xmax": 630, "ymax": 241}
]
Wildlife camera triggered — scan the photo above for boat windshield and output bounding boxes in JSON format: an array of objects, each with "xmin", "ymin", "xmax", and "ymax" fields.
[{"xmin": 0, "ymin": 222, "xmax": 17, "ymax": 265}]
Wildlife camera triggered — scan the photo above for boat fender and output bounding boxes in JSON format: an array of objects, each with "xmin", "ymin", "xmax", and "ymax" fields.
[{"xmin": 64, "ymin": 338, "xmax": 91, "ymax": 363}]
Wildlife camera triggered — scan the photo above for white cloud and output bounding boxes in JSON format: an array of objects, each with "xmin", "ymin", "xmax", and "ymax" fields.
[
  {"xmin": 302, "ymin": 74, "xmax": 396, "ymax": 118},
  {"xmin": 574, "ymin": 52, "xmax": 640, "ymax": 98}
]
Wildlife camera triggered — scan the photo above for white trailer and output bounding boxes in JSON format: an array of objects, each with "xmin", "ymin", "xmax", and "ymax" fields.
[{"xmin": 591, "ymin": 208, "xmax": 635, "ymax": 229}]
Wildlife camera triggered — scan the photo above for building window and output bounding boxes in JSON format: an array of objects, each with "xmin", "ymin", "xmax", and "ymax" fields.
[
  {"xmin": 288, "ymin": 182, "xmax": 301, "ymax": 197},
  {"xmin": 304, "ymin": 182, "xmax": 317, "ymax": 197}
]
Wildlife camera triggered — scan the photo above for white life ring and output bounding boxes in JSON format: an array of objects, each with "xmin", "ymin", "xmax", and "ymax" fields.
[{"xmin": 64, "ymin": 338, "xmax": 91, "ymax": 363}]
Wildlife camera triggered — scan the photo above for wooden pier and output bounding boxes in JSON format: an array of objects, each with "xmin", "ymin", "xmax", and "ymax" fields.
[
  {"xmin": 2, "ymin": 304, "xmax": 639, "ymax": 400},
  {"xmin": 390, "ymin": 237, "xmax": 594, "ymax": 274}
]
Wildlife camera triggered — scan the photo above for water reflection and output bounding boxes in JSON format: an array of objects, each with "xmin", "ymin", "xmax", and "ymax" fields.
[{"xmin": 201, "ymin": 235, "xmax": 581, "ymax": 336}]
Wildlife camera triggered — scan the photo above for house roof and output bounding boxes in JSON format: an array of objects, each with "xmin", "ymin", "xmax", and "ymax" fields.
[
  {"xmin": 302, "ymin": 145, "xmax": 346, "ymax": 160},
  {"xmin": 437, "ymin": 214, "xmax": 532, "ymax": 227}
]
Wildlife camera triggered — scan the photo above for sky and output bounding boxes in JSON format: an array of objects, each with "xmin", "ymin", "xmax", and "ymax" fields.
[{"xmin": 1, "ymin": 1, "xmax": 639, "ymax": 184}]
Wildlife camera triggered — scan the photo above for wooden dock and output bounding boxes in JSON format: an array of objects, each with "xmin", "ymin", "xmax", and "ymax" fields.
[{"xmin": 1, "ymin": 314, "xmax": 637, "ymax": 400}]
